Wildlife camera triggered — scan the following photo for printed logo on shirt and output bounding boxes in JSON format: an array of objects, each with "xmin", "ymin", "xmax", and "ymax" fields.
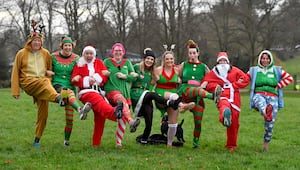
[{"xmin": 267, "ymin": 74, "xmax": 274, "ymax": 78}]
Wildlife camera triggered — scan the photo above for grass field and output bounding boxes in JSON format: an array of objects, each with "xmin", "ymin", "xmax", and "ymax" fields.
[
  {"xmin": 283, "ymin": 55, "xmax": 300, "ymax": 77},
  {"xmin": 0, "ymin": 88, "xmax": 299, "ymax": 170}
]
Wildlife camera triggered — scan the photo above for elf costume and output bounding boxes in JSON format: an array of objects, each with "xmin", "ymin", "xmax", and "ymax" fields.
[
  {"xmin": 178, "ymin": 61, "xmax": 215, "ymax": 148},
  {"xmin": 130, "ymin": 49, "xmax": 175, "ymax": 142},
  {"xmin": 51, "ymin": 36, "xmax": 91, "ymax": 146},
  {"xmin": 103, "ymin": 43, "xmax": 136, "ymax": 125},
  {"xmin": 155, "ymin": 67, "xmax": 178, "ymax": 116},
  {"xmin": 177, "ymin": 40, "xmax": 220, "ymax": 148}
]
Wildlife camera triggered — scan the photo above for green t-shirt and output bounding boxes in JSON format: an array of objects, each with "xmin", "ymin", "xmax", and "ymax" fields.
[
  {"xmin": 104, "ymin": 58, "xmax": 135, "ymax": 99},
  {"xmin": 51, "ymin": 51, "xmax": 79, "ymax": 92}
]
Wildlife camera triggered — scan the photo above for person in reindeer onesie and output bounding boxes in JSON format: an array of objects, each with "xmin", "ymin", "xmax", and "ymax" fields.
[
  {"xmin": 201, "ymin": 52, "xmax": 250, "ymax": 152},
  {"xmin": 11, "ymin": 20, "xmax": 68, "ymax": 148},
  {"xmin": 71, "ymin": 45, "xmax": 124, "ymax": 147}
]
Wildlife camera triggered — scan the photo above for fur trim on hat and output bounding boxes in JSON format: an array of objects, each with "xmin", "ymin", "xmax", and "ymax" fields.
[
  {"xmin": 217, "ymin": 52, "xmax": 229, "ymax": 63},
  {"xmin": 82, "ymin": 46, "xmax": 96, "ymax": 56},
  {"xmin": 77, "ymin": 46, "xmax": 96, "ymax": 67},
  {"xmin": 144, "ymin": 48, "xmax": 155, "ymax": 58}
]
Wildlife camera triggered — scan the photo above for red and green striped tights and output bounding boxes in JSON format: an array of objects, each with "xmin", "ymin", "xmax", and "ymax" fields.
[{"xmin": 182, "ymin": 87, "xmax": 213, "ymax": 148}]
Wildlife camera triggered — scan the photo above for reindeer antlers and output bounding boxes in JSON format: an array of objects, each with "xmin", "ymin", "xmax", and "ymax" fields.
[
  {"xmin": 163, "ymin": 44, "xmax": 176, "ymax": 52},
  {"xmin": 31, "ymin": 20, "xmax": 45, "ymax": 33}
]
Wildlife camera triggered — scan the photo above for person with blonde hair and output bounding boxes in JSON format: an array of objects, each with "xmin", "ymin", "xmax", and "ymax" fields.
[
  {"xmin": 131, "ymin": 48, "xmax": 180, "ymax": 144},
  {"xmin": 152, "ymin": 48, "xmax": 185, "ymax": 147}
]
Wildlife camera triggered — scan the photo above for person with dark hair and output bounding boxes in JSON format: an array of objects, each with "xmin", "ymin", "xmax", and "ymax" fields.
[
  {"xmin": 50, "ymin": 35, "xmax": 91, "ymax": 146},
  {"xmin": 201, "ymin": 52, "xmax": 249, "ymax": 152},
  {"xmin": 103, "ymin": 43, "xmax": 139, "ymax": 148},
  {"xmin": 247, "ymin": 50, "xmax": 293, "ymax": 151},
  {"xmin": 71, "ymin": 45, "xmax": 124, "ymax": 147},
  {"xmin": 130, "ymin": 48, "xmax": 181, "ymax": 144},
  {"xmin": 177, "ymin": 40, "xmax": 222, "ymax": 149},
  {"xmin": 11, "ymin": 20, "xmax": 68, "ymax": 147}
]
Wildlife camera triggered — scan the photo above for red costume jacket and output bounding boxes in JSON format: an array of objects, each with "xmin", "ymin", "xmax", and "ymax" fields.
[
  {"xmin": 203, "ymin": 66, "xmax": 249, "ymax": 111},
  {"xmin": 71, "ymin": 58, "xmax": 108, "ymax": 97}
]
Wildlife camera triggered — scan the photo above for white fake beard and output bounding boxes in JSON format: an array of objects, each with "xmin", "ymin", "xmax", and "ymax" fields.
[{"xmin": 216, "ymin": 64, "xmax": 230, "ymax": 78}]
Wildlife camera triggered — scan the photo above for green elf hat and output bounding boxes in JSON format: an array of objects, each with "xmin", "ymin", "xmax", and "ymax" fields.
[
  {"xmin": 187, "ymin": 39, "xmax": 200, "ymax": 52},
  {"xmin": 60, "ymin": 35, "xmax": 76, "ymax": 49}
]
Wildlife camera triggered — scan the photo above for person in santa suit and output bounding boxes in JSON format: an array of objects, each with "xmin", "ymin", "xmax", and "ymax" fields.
[
  {"xmin": 201, "ymin": 52, "xmax": 250, "ymax": 152},
  {"xmin": 71, "ymin": 45, "xmax": 124, "ymax": 147}
]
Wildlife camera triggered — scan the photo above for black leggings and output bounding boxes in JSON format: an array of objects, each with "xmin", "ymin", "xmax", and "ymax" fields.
[{"xmin": 138, "ymin": 92, "xmax": 167, "ymax": 140}]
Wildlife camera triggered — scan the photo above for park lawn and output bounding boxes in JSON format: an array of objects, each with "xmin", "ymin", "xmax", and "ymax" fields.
[{"xmin": 0, "ymin": 88, "xmax": 299, "ymax": 170}]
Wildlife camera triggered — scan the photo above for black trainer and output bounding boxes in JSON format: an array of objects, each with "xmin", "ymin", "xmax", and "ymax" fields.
[
  {"xmin": 114, "ymin": 100, "xmax": 123, "ymax": 119},
  {"xmin": 167, "ymin": 97, "xmax": 182, "ymax": 110}
]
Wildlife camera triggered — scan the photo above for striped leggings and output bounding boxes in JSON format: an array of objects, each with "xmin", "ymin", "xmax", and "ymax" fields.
[{"xmin": 181, "ymin": 87, "xmax": 213, "ymax": 147}]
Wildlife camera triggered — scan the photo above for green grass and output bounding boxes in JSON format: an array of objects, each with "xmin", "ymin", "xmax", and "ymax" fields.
[
  {"xmin": 1, "ymin": 88, "xmax": 300, "ymax": 170},
  {"xmin": 283, "ymin": 55, "xmax": 300, "ymax": 77}
]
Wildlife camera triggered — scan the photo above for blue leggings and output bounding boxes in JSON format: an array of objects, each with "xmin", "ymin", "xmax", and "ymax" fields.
[{"xmin": 252, "ymin": 93, "xmax": 278, "ymax": 143}]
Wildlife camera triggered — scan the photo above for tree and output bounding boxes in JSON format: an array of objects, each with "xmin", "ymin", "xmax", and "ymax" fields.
[
  {"xmin": 206, "ymin": 0, "xmax": 238, "ymax": 52},
  {"xmin": 233, "ymin": 0, "xmax": 283, "ymax": 66},
  {"xmin": 54, "ymin": 0, "xmax": 91, "ymax": 51},
  {"xmin": 127, "ymin": 0, "xmax": 162, "ymax": 54},
  {"xmin": 36, "ymin": 0, "xmax": 60, "ymax": 51},
  {"xmin": 275, "ymin": 0, "xmax": 300, "ymax": 56},
  {"xmin": 110, "ymin": 0, "xmax": 131, "ymax": 45},
  {"xmin": 0, "ymin": 30, "xmax": 12, "ymax": 87},
  {"xmin": 85, "ymin": 0, "xmax": 114, "ymax": 57},
  {"xmin": 3, "ymin": 0, "xmax": 37, "ymax": 49}
]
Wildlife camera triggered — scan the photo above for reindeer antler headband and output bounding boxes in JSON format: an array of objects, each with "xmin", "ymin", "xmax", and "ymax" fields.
[
  {"xmin": 163, "ymin": 44, "xmax": 176, "ymax": 52},
  {"xmin": 27, "ymin": 20, "xmax": 45, "ymax": 40}
]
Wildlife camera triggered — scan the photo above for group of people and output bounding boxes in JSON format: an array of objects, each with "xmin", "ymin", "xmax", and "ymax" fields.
[{"xmin": 11, "ymin": 21, "xmax": 293, "ymax": 152}]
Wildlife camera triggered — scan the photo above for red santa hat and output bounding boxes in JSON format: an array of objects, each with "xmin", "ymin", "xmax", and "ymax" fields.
[
  {"xmin": 216, "ymin": 52, "xmax": 229, "ymax": 63},
  {"xmin": 82, "ymin": 45, "xmax": 96, "ymax": 56}
]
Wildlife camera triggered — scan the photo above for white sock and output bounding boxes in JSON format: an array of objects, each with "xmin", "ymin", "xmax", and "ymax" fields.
[
  {"xmin": 169, "ymin": 93, "xmax": 179, "ymax": 100},
  {"xmin": 167, "ymin": 123, "xmax": 177, "ymax": 146}
]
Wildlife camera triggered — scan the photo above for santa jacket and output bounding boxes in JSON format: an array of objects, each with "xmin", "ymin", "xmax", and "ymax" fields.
[
  {"xmin": 71, "ymin": 58, "xmax": 108, "ymax": 98},
  {"xmin": 203, "ymin": 66, "xmax": 249, "ymax": 111}
]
